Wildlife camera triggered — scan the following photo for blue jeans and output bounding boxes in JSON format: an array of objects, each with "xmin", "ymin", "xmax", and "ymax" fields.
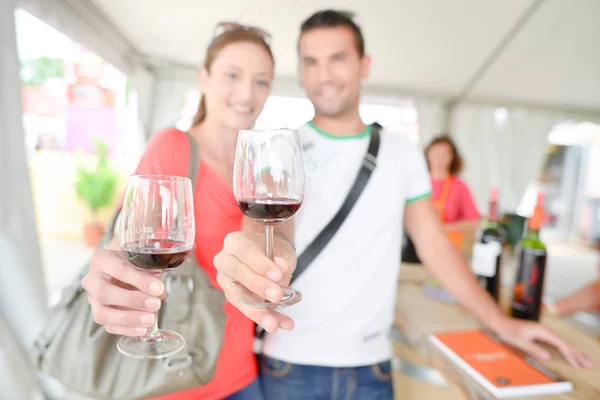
[
  {"xmin": 259, "ymin": 356, "xmax": 394, "ymax": 400},
  {"xmin": 223, "ymin": 378, "xmax": 265, "ymax": 400}
]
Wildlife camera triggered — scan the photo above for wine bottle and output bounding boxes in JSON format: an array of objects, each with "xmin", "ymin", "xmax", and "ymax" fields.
[
  {"xmin": 472, "ymin": 188, "xmax": 506, "ymax": 302},
  {"xmin": 511, "ymin": 193, "xmax": 547, "ymax": 321}
]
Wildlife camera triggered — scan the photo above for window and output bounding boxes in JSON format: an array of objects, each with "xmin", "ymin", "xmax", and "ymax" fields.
[
  {"xmin": 175, "ymin": 89, "xmax": 201, "ymax": 132},
  {"xmin": 359, "ymin": 101, "xmax": 419, "ymax": 142},
  {"xmin": 15, "ymin": 9, "xmax": 140, "ymax": 302},
  {"xmin": 516, "ymin": 121, "xmax": 600, "ymax": 240},
  {"xmin": 254, "ymin": 96, "xmax": 315, "ymax": 129},
  {"xmin": 176, "ymin": 93, "xmax": 420, "ymax": 140}
]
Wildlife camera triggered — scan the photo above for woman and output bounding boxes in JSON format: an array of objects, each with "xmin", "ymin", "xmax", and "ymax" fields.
[
  {"xmin": 81, "ymin": 24, "xmax": 276, "ymax": 399},
  {"xmin": 425, "ymin": 134, "xmax": 481, "ymax": 250},
  {"xmin": 403, "ymin": 134, "xmax": 480, "ymax": 263}
]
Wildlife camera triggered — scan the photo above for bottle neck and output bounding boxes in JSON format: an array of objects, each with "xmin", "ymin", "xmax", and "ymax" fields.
[
  {"xmin": 488, "ymin": 201, "xmax": 498, "ymax": 223},
  {"xmin": 525, "ymin": 226, "xmax": 540, "ymax": 240}
]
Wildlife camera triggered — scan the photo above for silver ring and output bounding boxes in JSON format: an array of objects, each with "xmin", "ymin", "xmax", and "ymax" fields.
[{"xmin": 224, "ymin": 281, "xmax": 241, "ymax": 295}]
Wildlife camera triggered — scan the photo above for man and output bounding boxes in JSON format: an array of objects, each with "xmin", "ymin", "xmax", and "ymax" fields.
[{"xmin": 214, "ymin": 10, "xmax": 593, "ymax": 399}]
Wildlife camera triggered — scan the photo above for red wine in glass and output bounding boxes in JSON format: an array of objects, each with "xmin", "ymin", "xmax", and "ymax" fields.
[
  {"xmin": 237, "ymin": 197, "xmax": 302, "ymax": 223},
  {"xmin": 233, "ymin": 128, "xmax": 305, "ymax": 309},
  {"xmin": 123, "ymin": 239, "xmax": 192, "ymax": 270}
]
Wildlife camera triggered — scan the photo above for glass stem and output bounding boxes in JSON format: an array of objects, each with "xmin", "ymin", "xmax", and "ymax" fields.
[
  {"xmin": 265, "ymin": 224, "xmax": 274, "ymax": 261},
  {"xmin": 145, "ymin": 271, "xmax": 163, "ymax": 339}
]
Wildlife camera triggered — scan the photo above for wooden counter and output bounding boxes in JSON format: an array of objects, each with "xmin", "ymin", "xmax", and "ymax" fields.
[{"xmin": 392, "ymin": 263, "xmax": 600, "ymax": 400}]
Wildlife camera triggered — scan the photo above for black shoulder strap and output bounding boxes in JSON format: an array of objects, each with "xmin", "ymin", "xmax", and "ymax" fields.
[{"xmin": 290, "ymin": 123, "xmax": 381, "ymax": 284}]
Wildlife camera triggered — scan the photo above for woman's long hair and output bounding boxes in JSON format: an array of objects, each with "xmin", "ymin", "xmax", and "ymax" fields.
[{"xmin": 191, "ymin": 30, "xmax": 274, "ymax": 127}]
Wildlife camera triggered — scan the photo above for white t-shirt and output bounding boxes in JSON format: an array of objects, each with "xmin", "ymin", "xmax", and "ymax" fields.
[{"xmin": 262, "ymin": 122, "xmax": 432, "ymax": 367}]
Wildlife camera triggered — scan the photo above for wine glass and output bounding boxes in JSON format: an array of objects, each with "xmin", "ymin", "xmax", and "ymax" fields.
[
  {"xmin": 118, "ymin": 175, "xmax": 195, "ymax": 359},
  {"xmin": 233, "ymin": 128, "xmax": 305, "ymax": 308}
]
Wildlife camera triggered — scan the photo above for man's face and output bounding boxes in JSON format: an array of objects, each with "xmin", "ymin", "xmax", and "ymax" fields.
[{"xmin": 298, "ymin": 26, "xmax": 370, "ymax": 118}]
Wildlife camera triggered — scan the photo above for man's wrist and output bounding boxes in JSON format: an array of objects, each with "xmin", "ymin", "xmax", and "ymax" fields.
[{"xmin": 485, "ymin": 307, "xmax": 511, "ymax": 333}]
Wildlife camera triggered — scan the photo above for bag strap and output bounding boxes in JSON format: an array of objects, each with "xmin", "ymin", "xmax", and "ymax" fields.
[
  {"xmin": 290, "ymin": 123, "xmax": 381, "ymax": 285},
  {"xmin": 183, "ymin": 130, "xmax": 200, "ymax": 187},
  {"xmin": 101, "ymin": 130, "xmax": 199, "ymax": 245}
]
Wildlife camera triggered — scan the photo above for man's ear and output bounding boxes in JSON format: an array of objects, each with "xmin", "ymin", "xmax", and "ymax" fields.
[
  {"xmin": 297, "ymin": 63, "xmax": 305, "ymax": 89},
  {"xmin": 360, "ymin": 54, "xmax": 372, "ymax": 80}
]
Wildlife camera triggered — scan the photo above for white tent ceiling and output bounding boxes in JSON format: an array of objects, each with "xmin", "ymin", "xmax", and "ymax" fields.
[{"xmin": 82, "ymin": 0, "xmax": 600, "ymax": 114}]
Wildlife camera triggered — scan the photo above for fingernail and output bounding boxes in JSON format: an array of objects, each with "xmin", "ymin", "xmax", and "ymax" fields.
[
  {"xmin": 265, "ymin": 288, "xmax": 278, "ymax": 302},
  {"xmin": 140, "ymin": 313, "xmax": 155, "ymax": 326},
  {"xmin": 144, "ymin": 297, "xmax": 161, "ymax": 311},
  {"xmin": 134, "ymin": 327, "xmax": 148, "ymax": 334},
  {"xmin": 149, "ymin": 281, "xmax": 164, "ymax": 296},
  {"xmin": 280, "ymin": 321, "xmax": 293, "ymax": 330},
  {"xmin": 267, "ymin": 270, "xmax": 282, "ymax": 281}
]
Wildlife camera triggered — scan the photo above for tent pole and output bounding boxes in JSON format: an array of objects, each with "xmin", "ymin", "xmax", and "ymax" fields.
[{"xmin": 448, "ymin": 0, "xmax": 546, "ymax": 110}]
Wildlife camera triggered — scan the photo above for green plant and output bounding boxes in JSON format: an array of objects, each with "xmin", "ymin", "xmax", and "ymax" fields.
[
  {"xmin": 21, "ymin": 56, "xmax": 65, "ymax": 86},
  {"xmin": 74, "ymin": 140, "xmax": 118, "ymax": 224}
]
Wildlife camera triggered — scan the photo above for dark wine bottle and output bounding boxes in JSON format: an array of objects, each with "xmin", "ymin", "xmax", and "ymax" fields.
[
  {"xmin": 511, "ymin": 193, "xmax": 547, "ymax": 322},
  {"xmin": 473, "ymin": 188, "xmax": 506, "ymax": 303}
]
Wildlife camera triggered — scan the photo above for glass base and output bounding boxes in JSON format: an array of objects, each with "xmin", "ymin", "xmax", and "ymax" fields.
[
  {"xmin": 117, "ymin": 329, "xmax": 185, "ymax": 360},
  {"xmin": 239, "ymin": 286, "xmax": 302, "ymax": 309}
]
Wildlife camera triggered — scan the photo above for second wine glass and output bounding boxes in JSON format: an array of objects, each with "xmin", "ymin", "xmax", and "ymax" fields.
[
  {"xmin": 233, "ymin": 128, "xmax": 305, "ymax": 309},
  {"xmin": 118, "ymin": 175, "xmax": 195, "ymax": 359}
]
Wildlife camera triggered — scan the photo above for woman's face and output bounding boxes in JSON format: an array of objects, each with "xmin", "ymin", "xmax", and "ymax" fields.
[
  {"xmin": 201, "ymin": 41, "xmax": 274, "ymax": 131},
  {"xmin": 427, "ymin": 142, "xmax": 453, "ymax": 174}
]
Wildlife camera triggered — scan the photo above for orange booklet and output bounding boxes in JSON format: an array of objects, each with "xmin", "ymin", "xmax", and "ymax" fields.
[{"xmin": 430, "ymin": 330, "xmax": 573, "ymax": 398}]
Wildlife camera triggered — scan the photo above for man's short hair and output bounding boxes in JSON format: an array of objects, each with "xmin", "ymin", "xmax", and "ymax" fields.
[{"xmin": 299, "ymin": 10, "xmax": 365, "ymax": 56}]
